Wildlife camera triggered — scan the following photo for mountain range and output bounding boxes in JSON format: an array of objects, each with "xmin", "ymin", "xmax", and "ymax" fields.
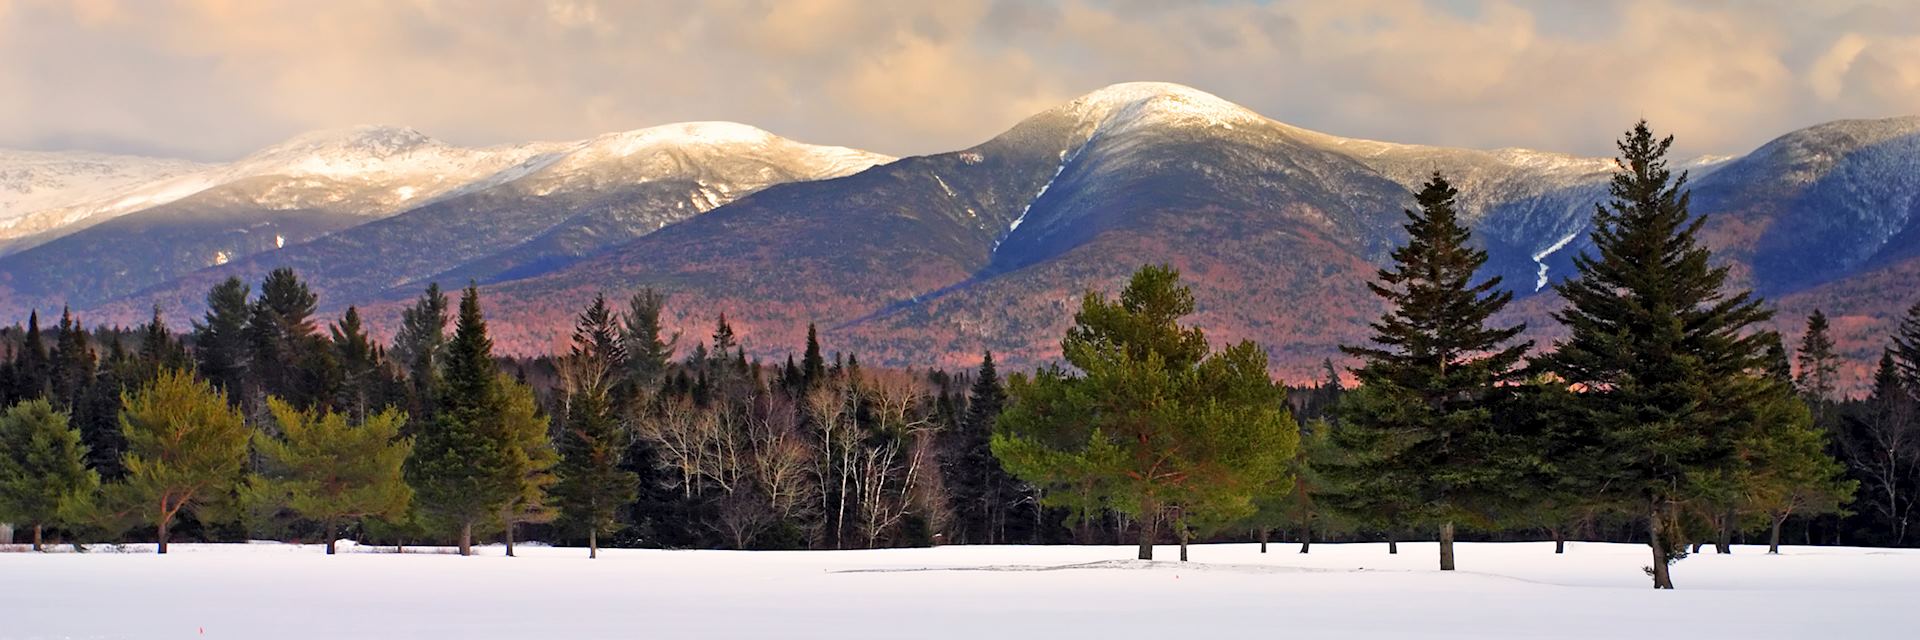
[{"xmin": 5, "ymin": 82, "xmax": 1916, "ymax": 390}]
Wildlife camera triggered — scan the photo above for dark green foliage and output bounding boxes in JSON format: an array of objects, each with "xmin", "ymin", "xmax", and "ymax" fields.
[
  {"xmin": 247, "ymin": 268, "xmax": 336, "ymax": 408},
  {"xmin": 621, "ymin": 287, "xmax": 676, "ymax": 395},
  {"xmin": 993, "ymin": 265, "xmax": 1297, "ymax": 561},
  {"xmin": 944, "ymin": 352, "xmax": 1032, "ymax": 544},
  {"xmin": 0, "ymin": 399, "xmax": 100, "ymax": 550},
  {"xmin": 1329, "ymin": 172, "xmax": 1530, "ymax": 570},
  {"xmin": 1540, "ymin": 122, "xmax": 1774, "ymax": 588},
  {"xmin": 246, "ymin": 398, "xmax": 412, "ymax": 554},
  {"xmin": 393, "ymin": 283, "xmax": 450, "ymax": 420},
  {"xmin": 1796, "ymin": 310, "xmax": 1841, "ymax": 407},
  {"xmin": 193, "ymin": 277, "xmax": 253, "ymax": 396}
]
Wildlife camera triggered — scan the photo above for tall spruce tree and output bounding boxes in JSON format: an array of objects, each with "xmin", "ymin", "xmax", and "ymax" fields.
[
  {"xmin": 1330, "ymin": 172, "xmax": 1530, "ymax": 571},
  {"xmin": 392, "ymin": 283, "xmax": 450, "ymax": 421},
  {"xmin": 553, "ymin": 301, "xmax": 638, "ymax": 558},
  {"xmin": 993, "ymin": 265, "xmax": 1297, "ymax": 561},
  {"xmin": 136, "ymin": 306, "xmax": 189, "ymax": 377},
  {"xmin": 1796, "ymin": 310, "xmax": 1841, "ymax": 408},
  {"xmin": 194, "ymin": 277, "xmax": 253, "ymax": 396},
  {"xmin": 1540, "ymin": 122, "xmax": 1773, "ymax": 589},
  {"xmin": 622, "ymin": 288, "xmax": 676, "ymax": 394},
  {"xmin": 0, "ymin": 399, "xmax": 100, "ymax": 551},
  {"xmin": 50, "ymin": 308, "xmax": 96, "ymax": 411},
  {"xmin": 406, "ymin": 285, "xmax": 514, "ymax": 556},
  {"xmin": 329, "ymin": 307, "xmax": 383, "ymax": 419},
  {"xmin": 247, "ymin": 268, "xmax": 332, "ymax": 408},
  {"xmin": 947, "ymin": 351, "xmax": 1028, "ymax": 544},
  {"xmin": 802, "ymin": 323, "xmax": 827, "ymax": 389}
]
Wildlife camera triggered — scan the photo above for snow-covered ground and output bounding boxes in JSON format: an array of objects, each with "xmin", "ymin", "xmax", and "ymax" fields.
[{"xmin": 3, "ymin": 541, "xmax": 1914, "ymax": 639}]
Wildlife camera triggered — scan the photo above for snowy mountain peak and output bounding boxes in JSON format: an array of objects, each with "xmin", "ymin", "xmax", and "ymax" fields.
[
  {"xmin": 249, "ymin": 125, "xmax": 443, "ymax": 161},
  {"xmin": 1058, "ymin": 82, "xmax": 1264, "ymax": 135},
  {"xmin": 589, "ymin": 121, "xmax": 782, "ymax": 156}
]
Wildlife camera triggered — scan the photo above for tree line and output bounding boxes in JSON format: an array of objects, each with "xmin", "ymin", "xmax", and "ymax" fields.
[{"xmin": 1, "ymin": 121, "xmax": 1917, "ymax": 591}]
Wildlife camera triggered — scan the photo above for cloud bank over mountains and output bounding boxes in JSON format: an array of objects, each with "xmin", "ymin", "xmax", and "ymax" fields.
[{"xmin": 2, "ymin": 0, "xmax": 1917, "ymax": 161}]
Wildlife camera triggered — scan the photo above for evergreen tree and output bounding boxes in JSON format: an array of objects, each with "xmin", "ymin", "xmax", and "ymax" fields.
[
  {"xmin": 10, "ymin": 311, "xmax": 50, "ymax": 402},
  {"xmin": 1740, "ymin": 385, "xmax": 1855, "ymax": 554},
  {"xmin": 802, "ymin": 323, "xmax": 827, "ymax": 389},
  {"xmin": 1330, "ymin": 172, "xmax": 1530, "ymax": 571},
  {"xmin": 947, "ymin": 351, "xmax": 1028, "ymax": 544},
  {"xmin": 1796, "ymin": 310, "xmax": 1841, "ymax": 408},
  {"xmin": 406, "ymin": 285, "xmax": 513, "ymax": 556},
  {"xmin": 490, "ymin": 372, "xmax": 556, "ymax": 557},
  {"xmin": 247, "ymin": 268, "xmax": 333, "ymax": 407},
  {"xmin": 553, "ymin": 340, "xmax": 636, "ymax": 558},
  {"xmin": 113, "ymin": 369, "xmax": 250, "ymax": 553},
  {"xmin": 993, "ymin": 265, "xmax": 1298, "ymax": 561},
  {"xmin": 1540, "ymin": 122, "xmax": 1774, "ymax": 589},
  {"xmin": 246, "ymin": 398, "xmax": 412, "ymax": 554},
  {"xmin": 193, "ymin": 277, "xmax": 253, "ymax": 396},
  {"xmin": 50, "ymin": 308, "xmax": 96, "ymax": 410},
  {"xmin": 622, "ymin": 287, "xmax": 676, "ymax": 393},
  {"xmin": 136, "ymin": 306, "xmax": 189, "ymax": 376},
  {"xmin": 392, "ymin": 283, "xmax": 450, "ymax": 420},
  {"xmin": 0, "ymin": 399, "xmax": 100, "ymax": 551},
  {"xmin": 329, "ymin": 307, "xmax": 382, "ymax": 419}
]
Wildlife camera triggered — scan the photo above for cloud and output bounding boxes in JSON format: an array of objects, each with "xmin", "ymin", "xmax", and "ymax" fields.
[{"xmin": 1, "ymin": 0, "xmax": 1916, "ymax": 161}]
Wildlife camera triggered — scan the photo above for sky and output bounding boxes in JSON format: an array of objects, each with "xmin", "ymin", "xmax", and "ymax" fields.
[{"xmin": 2, "ymin": 0, "xmax": 1918, "ymax": 161}]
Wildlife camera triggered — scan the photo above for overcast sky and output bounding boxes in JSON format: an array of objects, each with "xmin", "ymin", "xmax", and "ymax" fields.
[{"xmin": 3, "ymin": 0, "xmax": 1917, "ymax": 161}]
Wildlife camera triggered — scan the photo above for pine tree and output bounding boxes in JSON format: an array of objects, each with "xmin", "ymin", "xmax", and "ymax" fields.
[
  {"xmin": 392, "ymin": 283, "xmax": 450, "ymax": 420},
  {"xmin": 1540, "ymin": 122, "xmax": 1774, "ymax": 589},
  {"xmin": 193, "ymin": 277, "xmax": 253, "ymax": 396},
  {"xmin": 490, "ymin": 372, "xmax": 556, "ymax": 557},
  {"xmin": 553, "ymin": 332, "xmax": 636, "ymax": 558},
  {"xmin": 50, "ymin": 308, "xmax": 97, "ymax": 410},
  {"xmin": 1739, "ymin": 384, "xmax": 1854, "ymax": 554},
  {"xmin": 947, "ymin": 351, "xmax": 1027, "ymax": 544},
  {"xmin": 406, "ymin": 285, "xmax": 514, "ymax": 556},
  {"xmin": 329, "ymin": 307, "xmax": 382, "ymax": 419},
  {"xmin": 993, "ymin": 265, "xmax": 1298, "ymax": 561},
  {"xmin": 1330, "ymin": 172, "xmax": 1530, "ymax": 571},
  {"xmin": 246, "ymin": 398, "xmax": 412, "ymax": 554},
  {"xmin": 248, "ymin": 268, "xmax": 332, "ymax": 408},
  {"xmin": 0, "ymin": 399, "xmax": 100, "ymax": 551},
  {"xmin": 11, "ymin": 311, "xmax": 49, "ymax": 402},
  {"xmin": 622, "ymin": 288, "xmax": 676, "ymax": 394},
  {"xmin": 136, "ymin": 306, "xmax": 189, "ymax": 376},
  {"xmin": 113, "ymin": 369, "xmax": 250, "ymax": 553},
  {"xmin": 802, "ymin": 323, "xmax": 827, "ymax": 389},
  {"xmin": 1796, "ymin": 310, "xmax": 1841, "ymax": 409}
]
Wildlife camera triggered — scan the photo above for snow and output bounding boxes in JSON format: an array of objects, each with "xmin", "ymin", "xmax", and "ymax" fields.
[
  {"xmin": 1061, "ymin": 82, "xmax": 1264, "ymax": 136},
  {"xmin": 1531, "ymin": 230, "xmax": 1581, "ymax": 291},
  {"xmin": 2, "ymin": 541, "xmax": 1912, "ymax": 639},
  {"xmin": 996, "ymin": 148, "xmax": 1083, "ymax": 252}
]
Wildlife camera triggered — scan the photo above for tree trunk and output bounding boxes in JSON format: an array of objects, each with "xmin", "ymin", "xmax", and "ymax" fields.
[
  {"xmin": 1768, "ymin": 514, "xmax": 1785, "ymax": 554},
  {"xmin": 1649, "ymin": 506, "xmax": 1674, "ymax": 589},
  {"xmin": 157, "ymin": 518, "xmax": 170, "ymax": 555},
  {"xmin": 589, "ymin": 529, "xmax": 599, "ymax": 559},
  {"xmin": 1178, "ymin": 525, "xmax": 1189, "ymax": 562},
  {"xmin": 458, "ymin": 522, "xmax": 473, "ymax": 557},
  {"xmin": 1387, "ymin": 532, "xmax": 1398, "ymax": 555},
  {"xmin": 1439, "ymin": 521, "xmax": 1456, "ymax": 571},
  {"xmin": 1259, "ymin": 528, "xmax": 1269, "ymax": 554},
  {"xmin": 1715, "ymin": 505, "xmax": 1734, "ymax": 554},
  {"xmin": 1136, "ymin": 500, "xmax": 1156, "ymax": 561},
  {"xmin": 1553, "ymin": 527, "xmax": 1565, "ymax": 554},
  {"xmin": 325, "ymin": 517, "xmax": 338, "ymax": 555},
  {"xmin": 32, "ymin": 523, "xmax": 43, "ymax": 552},
  {"xmin": 1299, "ymin": 523, "xmax": 1311, "ymax": 554},
  {"xmin": 505, "ymin": 522, "xmax": 516, "ymax": 558}
]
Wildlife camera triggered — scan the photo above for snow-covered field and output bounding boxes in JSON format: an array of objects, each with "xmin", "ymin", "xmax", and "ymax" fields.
[{"xmin": 3, "ymin": 541, "xmax": 1914, "ymax": 639}]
